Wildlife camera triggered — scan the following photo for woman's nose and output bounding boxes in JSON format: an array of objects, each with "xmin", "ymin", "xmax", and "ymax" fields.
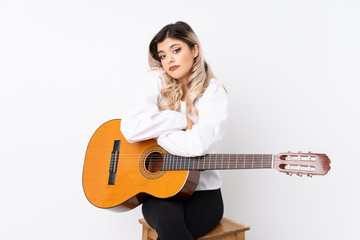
[{"xmin": 167, "ymin": 56, "xmax": 174, "ymax": 64}]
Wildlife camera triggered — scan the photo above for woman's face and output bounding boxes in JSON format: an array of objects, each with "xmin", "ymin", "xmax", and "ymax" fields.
[{"xmin": 157, "ymin": 38, "xmax": 198, "ymax": 84}]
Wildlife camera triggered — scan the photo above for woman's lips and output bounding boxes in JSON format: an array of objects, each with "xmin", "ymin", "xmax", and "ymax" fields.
[{"xmin": 169, "ymin": 65, "xmax": 179, "ymax": 71}]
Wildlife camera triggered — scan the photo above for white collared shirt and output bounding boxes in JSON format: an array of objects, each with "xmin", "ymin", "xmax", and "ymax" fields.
[{"xmin": 121, "ymin": 70, "xmax": 228, "ymax": 190}]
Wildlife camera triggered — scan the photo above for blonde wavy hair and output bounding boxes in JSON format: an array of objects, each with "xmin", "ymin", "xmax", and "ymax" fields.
[{"xmin": 148, "ymin": 21, "xmax": 216, "ymax": 115}]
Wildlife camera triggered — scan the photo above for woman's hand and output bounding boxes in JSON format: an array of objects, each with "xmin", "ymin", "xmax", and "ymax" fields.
[{"xmin": 185, "ymin": 117, "xmax": 194, "ymax": 130}]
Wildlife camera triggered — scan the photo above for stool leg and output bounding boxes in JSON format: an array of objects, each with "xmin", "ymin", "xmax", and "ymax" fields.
[
  {"xmin": 142, "ymin": 226, "xmax": 150, "ymax": 240},
  {"xmin": 235, "ymin": 231, "xmax": 245, "ymax": 240}
]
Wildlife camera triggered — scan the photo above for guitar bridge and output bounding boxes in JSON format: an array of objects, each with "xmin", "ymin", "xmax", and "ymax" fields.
[{"xmin": 108, "ymin": 140, "xmax": 121, "ymax": 185}]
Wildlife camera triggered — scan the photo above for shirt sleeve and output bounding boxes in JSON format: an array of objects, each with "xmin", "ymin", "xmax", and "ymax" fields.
[
  {"xmin": 121, "ymin": 70, "xmax": 188, "ymax": 143},
  {"xmin": 157, "ymin": 79, "xmax": 229, "ymax": 157}
]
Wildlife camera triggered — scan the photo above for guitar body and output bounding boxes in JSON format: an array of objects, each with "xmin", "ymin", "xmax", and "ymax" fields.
[{"xmin": 82, "ymin": 119, "xmax": 200, "ymax": 212}]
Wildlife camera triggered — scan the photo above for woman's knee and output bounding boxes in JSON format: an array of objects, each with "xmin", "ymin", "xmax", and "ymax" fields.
[{"xmin": 142, "ymin": 198, "xmax": 184, "ymax": 228}]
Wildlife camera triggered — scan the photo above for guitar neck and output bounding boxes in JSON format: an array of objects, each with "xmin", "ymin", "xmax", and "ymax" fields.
[{"xmin": 161, "ymin": 154, "xmax": 274, "ymax": 171}]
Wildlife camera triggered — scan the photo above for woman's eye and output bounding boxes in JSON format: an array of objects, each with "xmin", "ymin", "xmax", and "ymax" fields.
[
  {"xmin": 159, "ymin": 55, "xmax": 166, "ymax": 60},
  {"xmin": 173, "ymin": 48, "xmax": 181, "ymax": 54}
]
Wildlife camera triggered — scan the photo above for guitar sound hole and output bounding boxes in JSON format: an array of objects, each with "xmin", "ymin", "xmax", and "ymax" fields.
[{"xmin": 145, "ymin": 152, "xmax": 164, "ymax": 173}]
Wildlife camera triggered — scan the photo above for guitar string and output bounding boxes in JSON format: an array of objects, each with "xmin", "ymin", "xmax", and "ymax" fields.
[
  {"xmin": 103, "ymin": 157, "xmax": 273, "ymax": 162},
  {"xmin": 102, "ymin": 154, "xmax": 311, "ymax": 164},
  {"xmin": 96, "ymin": 155, "xmax": 273, "ymax": 169},
  {"xmin": 104, "ymin": 155, "xmax": 274, "ymax": 162},
  {"xmin": 89, "ymin": 155, "xmax": 312, "ymax": 170}
]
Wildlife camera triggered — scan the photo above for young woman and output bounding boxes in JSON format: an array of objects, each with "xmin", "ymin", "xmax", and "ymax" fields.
[{"xmin": 121, "ymin": 21, "xmax": 228, "ymax": 240}]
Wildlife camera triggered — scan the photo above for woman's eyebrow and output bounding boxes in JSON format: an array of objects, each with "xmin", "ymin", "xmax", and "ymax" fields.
[
  {"xmin": 170, "ymin": 43, "xmax": 181, "ymax": 48},
  {"xmin": 158, "ymin": 44, "xmax": 181, "ymax": 54}
]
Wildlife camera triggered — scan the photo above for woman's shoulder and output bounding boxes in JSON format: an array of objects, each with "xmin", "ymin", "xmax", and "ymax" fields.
[
  {"xmin": 205, "ymin": 78, "xmax": 227, "ymax": 97},
  {"xmin": 196, "ymin": 77, "xmax": 228, "ymax": 107}
]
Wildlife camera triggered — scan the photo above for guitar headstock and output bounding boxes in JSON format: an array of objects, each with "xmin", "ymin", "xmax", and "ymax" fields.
[{"xmin": 273, "ymin": 151, "xmax": 331, "ymax": 177}]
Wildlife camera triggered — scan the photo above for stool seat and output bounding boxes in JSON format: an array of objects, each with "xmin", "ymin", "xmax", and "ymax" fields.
[{"xmin": 139, "ymin": 217, "xmax": 250, "ymax": 240}]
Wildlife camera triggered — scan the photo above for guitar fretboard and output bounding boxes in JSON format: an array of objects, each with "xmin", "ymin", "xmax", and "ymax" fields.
[{"xmin": 160, "ymin": 154, "xmax": 273, "ymax": 171}]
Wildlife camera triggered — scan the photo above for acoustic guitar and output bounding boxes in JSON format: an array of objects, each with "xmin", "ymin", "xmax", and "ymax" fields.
[{"xmin": 82, "ymin": 119, "xmax": 330, "ymax": 212}]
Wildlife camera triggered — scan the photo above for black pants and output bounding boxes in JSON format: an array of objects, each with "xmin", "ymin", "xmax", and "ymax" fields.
[{"xmin": 142, "ymin": 189, "xmax": 223, "ymax": 240}]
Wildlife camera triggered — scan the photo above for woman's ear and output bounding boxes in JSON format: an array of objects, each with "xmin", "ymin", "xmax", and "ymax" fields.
[{"xmin": 193, "ymin": 44, "xmax": 199, "ymax": 58}]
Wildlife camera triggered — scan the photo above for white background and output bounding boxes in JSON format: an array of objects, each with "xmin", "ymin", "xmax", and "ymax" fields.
[{"xmin": 1, "ymin": 0, "xmax": 359, "ymax": 239}]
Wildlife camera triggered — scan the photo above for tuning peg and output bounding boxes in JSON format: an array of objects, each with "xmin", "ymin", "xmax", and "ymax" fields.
[
  {"xmin": 298, "ymin": 151, "xmax": 302, "ymax": 153},
  {"xmin": 308, "ymin": 151, "xmax": 312, "ymax": 154},
  {"xmin": 307, "ymin": 173, "xmax": 313, "ymax": 178},
  {"xmin": 288, "ymin": 150, "xmax": 291, "ymax": 153},
  {"xmin": 297, "ymin": 173, "xmax": 303, "ymax": 177},
  {"xmin": 287, "ymin": 172, "xmax": 293, "ymax": 176}
]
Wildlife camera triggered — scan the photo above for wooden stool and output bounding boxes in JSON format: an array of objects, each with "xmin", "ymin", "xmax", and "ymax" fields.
[{"xmin": 139, "ymin": 217, "xmax": 250, "ymax": 240}]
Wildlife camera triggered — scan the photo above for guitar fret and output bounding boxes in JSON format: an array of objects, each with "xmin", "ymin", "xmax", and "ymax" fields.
[
  {"xmin": 213, "ymin": 155, "xmax": 215, "ymax": 169},
  {"xmin": 221, "ymin": 154, "xmax": 224, "ymax": 170},
  {"xmin": 167, "ymin": 155, "xmax": 170, "ymax": 170},
  {"xmin": 214, "ymin": 154, "xmax": 217, "ymax": 169},
  {"xmin": 167, "ymin": 154, "xmax": 170, "ymax": 170},
  {"xmin": 168, "ymin": 155, "xmax": 171, "ymax": 170},
  {"xmin": 228, "ymin": 154, "xmax": 230, "ymax": 169},
  {"xmin": 173, "ymin": 155, "xmax": 175, "ymax": 170},
  {"xmin": 179, "ymin": 156, "xmax": 182, "ymax": 170},
  {"xmin": 162, "ymin": 154, "xmax": 165, "ymax": 170},
  {"xmin": 215, "ymin": 154, "xmax": 217, "ymax": 169},
  {"xmin": 178, "ymin": 156, "xmax": 181, "ymax": 170},
  {"xmin": 164, "ymin": 154, "xmax": 167, "ymax": 170},
  {"xmin": 177, "ymin": 155, "xmax": 179, "ymax": 170},
  {"xmin": 252, "ymin": 154, "xmax": 254, "ymax": 169},
  {"xmin": 164, "ymin": 155, "xmax": 166, "ymax": 170},
  {"xmin": 173, "ymin": 155, "xmax": 176, "ymax": 170},
  {"xmin": 174, "ymin": 155, "xmax": 177, "ymax": 170},
  {"xmin": 209, "ymin": 155, "xmax": 211, "ymax": 169},
  {"xmin": 169, "ymin": 155, "xmax": 172, "ymax": 170},
  {"xmin": 243, "ymin": 154, "xmax": 245, "ymax": 169},
  {"xmin": 202, "ymin": 156, "xmax": 205, "ymax": 170},
  {"xmin": 212, "ymin": 155, "xmax": 215, "ymax": 169},
  {"xmin": 201, "ymin": 156, "xmax": 203, "ymax": 170}
]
